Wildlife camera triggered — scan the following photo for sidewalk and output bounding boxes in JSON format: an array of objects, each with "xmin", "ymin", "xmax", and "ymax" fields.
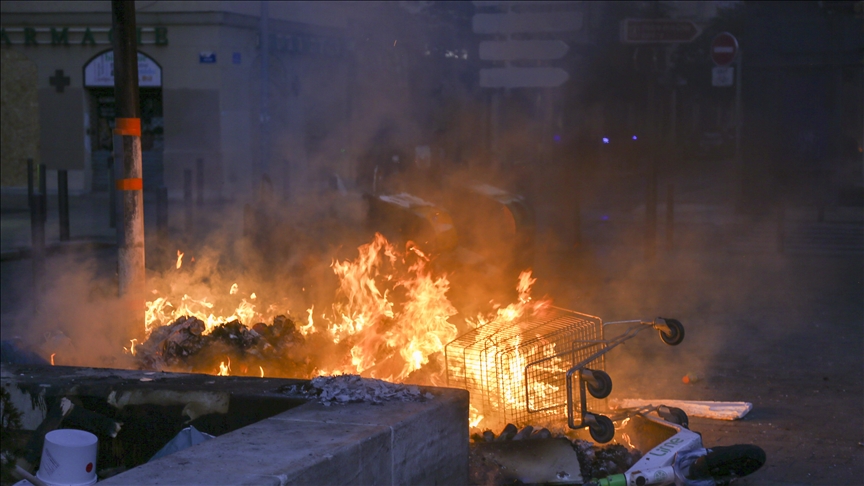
[{"xmin": 0, "ymin": 190, "xmax": 117, "ymax": 260}]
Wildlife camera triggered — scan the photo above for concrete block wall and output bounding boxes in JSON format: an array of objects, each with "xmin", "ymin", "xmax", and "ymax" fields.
[{"xmin": 101, "ymin": 388, "xmax": 469, "ymax": 486}]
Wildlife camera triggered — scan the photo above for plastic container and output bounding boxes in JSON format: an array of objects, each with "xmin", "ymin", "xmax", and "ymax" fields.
[{"xmin": 36, "ymin": 429, "xmax": 98, "ymax": 486}]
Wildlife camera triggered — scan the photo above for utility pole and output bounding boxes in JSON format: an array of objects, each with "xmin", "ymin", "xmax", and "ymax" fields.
[
  {"xmin": 734, "ymin": 49, "xmax": 743, "ymax": 211},
  {"xmin": 259, "ymin": 0, "xmax": 270, "ymax": 184},
  {"xmin": 111, "ymin": 1, "xmax": 146, "ymax": 317}
]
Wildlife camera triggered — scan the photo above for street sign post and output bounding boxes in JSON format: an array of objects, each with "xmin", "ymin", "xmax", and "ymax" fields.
[
  {"xmin": 473, "ymin": 6, "xmax": 580, "ymax": 88},
  {"xmin": 479, "ymin": 39, "xmax": 569, "ymax": 61},
  {"xmin": 711, "ymin": 32, "xmax": 738, "ymax": 66},
  {"xmin": 620, "ymin": 19, "xmax": 702, "ymax": 43}
]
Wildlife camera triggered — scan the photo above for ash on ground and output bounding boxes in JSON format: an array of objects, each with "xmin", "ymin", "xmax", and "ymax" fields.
[
  {"xmin": 469, "ymin": 423, "xmax": 641, "ymax": 485},
  {"xmin": 280, "ymin": 374, "xmax": 434, "ymax": 406}
]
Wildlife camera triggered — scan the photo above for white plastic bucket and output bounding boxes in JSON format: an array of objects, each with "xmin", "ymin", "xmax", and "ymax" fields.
[{"xmin": 36, "ymin": 429, "xmax": 98, "ymax": 486}]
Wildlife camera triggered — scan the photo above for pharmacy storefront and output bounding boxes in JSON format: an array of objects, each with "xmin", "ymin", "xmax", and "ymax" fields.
[
  {"xmin": 0, "ymin": 23, "xmax": 171, "ymax": 194},
  {"xmin": 0, "ymin": 2, "xmax": 349, "ymax": 200}
]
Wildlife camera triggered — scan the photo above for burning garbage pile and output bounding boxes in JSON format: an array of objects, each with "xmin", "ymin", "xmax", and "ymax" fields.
[
  {"xmin": 134, "ymin": 233, "xmax": 465, "ymax": 382},
  {"xmin": 130, "ymin": 232, "xmax": 768, "ymax": 484},
  {"xmin": 133, "ymin": 314, "xmax": 312, "ymax": 377}
]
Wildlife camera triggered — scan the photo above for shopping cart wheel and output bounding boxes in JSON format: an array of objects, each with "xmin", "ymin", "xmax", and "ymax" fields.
[
  {"xmin": 584, "ymin": 369, "xmax": 613, "ymax": 399},
  {"xmin": 587, "ymin": 414, "xmax": 615, "ymax": 443},
  {"xmin": 659, "ymin": 406, "xmax": 690, "ymax": 429},
  {"xmin": 659, "ymin": 318, "xmax": 685, "ymax": 346}
]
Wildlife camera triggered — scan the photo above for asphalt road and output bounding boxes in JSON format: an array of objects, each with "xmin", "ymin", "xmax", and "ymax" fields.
[
  {"xmin": 543, "ymin": 247, "xmax": 864, "ymax": 485},
  {"xmin": 1, "ymin": 191, "xmax": 862, "ymax": 485}
]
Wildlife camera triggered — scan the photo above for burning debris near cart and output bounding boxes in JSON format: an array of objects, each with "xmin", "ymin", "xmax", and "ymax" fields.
[
  {"xmin": 67, "ymin": 226, "xmax": 762, "ymax": 486},
  {"xmin": 0, "ymin": 221, "xmax": 767, "ymax": 484}
]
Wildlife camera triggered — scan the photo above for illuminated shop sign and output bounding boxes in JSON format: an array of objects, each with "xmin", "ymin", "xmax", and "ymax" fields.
[{"xmin": 84, "ymin": 51, "xmax": 162, "ymax": 87}]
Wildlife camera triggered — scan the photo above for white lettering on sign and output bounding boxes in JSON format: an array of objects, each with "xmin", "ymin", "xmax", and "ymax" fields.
[
  {"xmin": 712, "ymin": 66, "xmax": 734, "ymax": 87},
  {"xmin": 84, "ymin": 51, "xmax": 162, "ymax": 87}
]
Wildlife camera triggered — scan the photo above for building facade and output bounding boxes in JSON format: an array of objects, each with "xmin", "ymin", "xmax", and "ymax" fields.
[{"xmin": 0, "ymin": 1, "xmax": 352, "ymax": 201}]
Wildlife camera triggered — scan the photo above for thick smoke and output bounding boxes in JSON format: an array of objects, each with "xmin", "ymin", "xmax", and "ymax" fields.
[{"xmin": 5, "ymin": 4, "xmax": 860, "ymax": 439}]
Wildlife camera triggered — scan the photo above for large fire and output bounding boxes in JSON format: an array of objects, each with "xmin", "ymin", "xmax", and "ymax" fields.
[
  {"xmin": 142, "ymin": 232, "xmax": 554, "ymax": 427},
  {"xmin": 144, "ymin": 233, "xmax": 464, "ymax": 381}
]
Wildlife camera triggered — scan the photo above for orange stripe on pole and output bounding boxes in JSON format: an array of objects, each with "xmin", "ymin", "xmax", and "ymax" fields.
[
  {"xmin": 114, "ymin": 117, "xmax": 141, "ymax": 137},
  {"xmin": 116, "ymin": 178, "xmax": 143, "ymax": 191}
]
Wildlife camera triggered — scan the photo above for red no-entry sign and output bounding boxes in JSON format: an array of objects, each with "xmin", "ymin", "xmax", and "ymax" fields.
[{"xmin": 711, "ymin": 32, "xmax": 738, "ymax": 66}]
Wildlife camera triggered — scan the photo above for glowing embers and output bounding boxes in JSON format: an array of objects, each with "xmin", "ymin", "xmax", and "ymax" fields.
[{"xmin": 446, "ymin": 307, "xmax": 606, "ymax": 431}]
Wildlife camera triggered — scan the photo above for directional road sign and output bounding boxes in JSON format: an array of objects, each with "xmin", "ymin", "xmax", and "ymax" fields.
[
  {"xmin": 620, "ymin": 19, "xmax": 702, "ymax": 43},
  {"xmin": 479, "ymin": 67, "xmax": 569, "ymax": 88},
  {"xmin": 711, "ymin": 32, "xmax": 738, "ymax": 66},
  {"xmin": 473, "ymin": 12, "xmax": 583, "ymax": 34},
  {"xmin": 479, "ymin": 40, "xmax": 569, "ymax": 61}
]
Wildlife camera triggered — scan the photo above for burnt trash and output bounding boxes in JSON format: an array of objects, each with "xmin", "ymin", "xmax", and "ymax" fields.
[
  {"xmin": 280, "ymin": 374, "xmax": 434, "ymax": 406},
  {"xmin": 134, "ymin": 314, "xmax": 310, "ymax": 376},
  {"xmin": 577, "ymin": 443, "xmax": 640, "ymax": 480},
  {"xmin": 469, "ymin": 423, "xmax": 642, "ymax": 485}
]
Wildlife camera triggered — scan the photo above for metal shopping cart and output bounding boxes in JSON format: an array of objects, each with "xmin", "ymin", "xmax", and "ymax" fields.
[{"xmin": 445, "ymin": 306, "xmax": 684, "ymax": 442}]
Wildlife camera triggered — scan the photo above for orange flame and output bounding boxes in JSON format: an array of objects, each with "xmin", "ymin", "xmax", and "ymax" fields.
[
  {"xmin": 50, "ymin": 353, "xmax": 55, "ymax": 366},
  {"xmin": 455, "ymin": 270, "xmax": 557, "ymax": 430},
  {"xmin": 141, "ymin": 233, "xmax": 556, "ymax": 416},
  {"xmin": 217, "ymin": 358, "xmax": 230, "ymax": 376},
  {"xmin": 176, "ymin": 250, "xmax": 184, "ymax": 269},
  {"xmin": 619, "ymin": 418, "xmax": 635, "ymax": 448},
  {"xmin": 322, "ymin": 233, "xmax": 458, "ymax": 382}
]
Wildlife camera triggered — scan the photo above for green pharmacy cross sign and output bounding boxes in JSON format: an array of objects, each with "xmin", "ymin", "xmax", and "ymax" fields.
[{"xmin": 49, "ymin": 69, "xmax": 71, "ymax": 93}]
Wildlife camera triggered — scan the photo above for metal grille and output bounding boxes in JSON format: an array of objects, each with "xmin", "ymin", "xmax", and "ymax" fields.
[{"xmin": 446, "ymin": 306, "xmax": 607, "ymax": 429}]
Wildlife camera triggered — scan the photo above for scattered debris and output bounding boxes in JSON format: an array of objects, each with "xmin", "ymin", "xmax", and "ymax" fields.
[
  {"xmin": 281, "ymin": 375, "xmax": 434, "ymax": 406},
  {"xmin": 610, "ymin": 399, "xmax": 753, "ymax": 420},
  {"xmin": 469, "ymin": 423, "xmax": 642, "ymax": 484},
  {"xmin": 578, "ymin": 442, "xmax": 640, "ymax": 480},
  {"xmin": 471, "ymin": 438, "xmax": 584, "ymax": 485}
]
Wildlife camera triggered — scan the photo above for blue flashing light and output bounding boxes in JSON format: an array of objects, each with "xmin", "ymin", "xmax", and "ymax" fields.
[
  {"xmin": 553, "ymin": 134, "xmax": 561, "ymax": 142},
  {"xmin": 602, "ymin": 137, "xmax": 610, "ymax": 144},
  {"xmin": 632, "ymin": 135, "xmax": 638, "ymax": 140}
]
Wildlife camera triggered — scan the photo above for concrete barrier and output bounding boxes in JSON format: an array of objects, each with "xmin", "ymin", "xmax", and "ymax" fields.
[{"xmin": 102, "ymin": 389, "xmax": 468, "ymax": 486}]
